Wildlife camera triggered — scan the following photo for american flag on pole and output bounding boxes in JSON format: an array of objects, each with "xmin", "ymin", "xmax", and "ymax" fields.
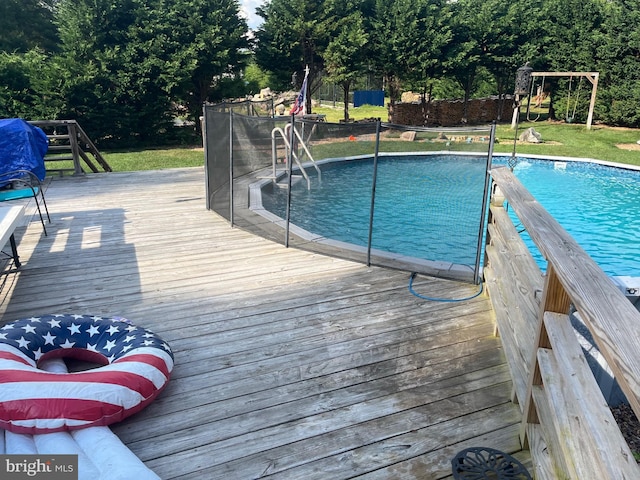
[
  {"xmin": 0, "ymin": 314, "xmax": 173, "ymax": 434},
  {"xmin": 289, "ymin": 66, "xmax": 309, "ymax": 115}
]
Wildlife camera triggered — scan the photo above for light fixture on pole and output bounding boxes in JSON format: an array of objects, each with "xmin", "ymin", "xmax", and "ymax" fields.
[{"xmin": 510, "ymin": 62, "xmax": 533, "ymax": 171}]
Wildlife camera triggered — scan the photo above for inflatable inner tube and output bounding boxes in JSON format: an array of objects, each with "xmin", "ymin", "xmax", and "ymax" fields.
[{"xmin": 0, "ymin": 314, "xmax": 173, "ymax": 434}]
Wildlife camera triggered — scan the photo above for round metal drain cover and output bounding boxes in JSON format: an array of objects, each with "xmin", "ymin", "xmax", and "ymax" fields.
[{"xmin": 451, "ymin": 447, "xmax": 532, "ymax": 479}]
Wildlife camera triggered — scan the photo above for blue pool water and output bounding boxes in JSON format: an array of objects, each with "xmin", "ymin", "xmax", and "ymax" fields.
[
  {"xmin": 261, "ymin": 155, "xmax": 640, "ymax": 276},
  {"xmin": 507, "ymin": 158, "xmax": 640, "ymax": 276}
]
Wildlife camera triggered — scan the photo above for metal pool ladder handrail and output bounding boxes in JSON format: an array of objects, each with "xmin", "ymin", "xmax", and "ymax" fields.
[{"xmin": 271, "ymin": 124, "xmax": 321, "ymax": 190}]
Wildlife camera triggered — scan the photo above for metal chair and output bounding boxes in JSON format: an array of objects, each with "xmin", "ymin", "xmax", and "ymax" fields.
[{"xmin": 0, "ymin": 170, "xmax": 50, "ymax": 236}]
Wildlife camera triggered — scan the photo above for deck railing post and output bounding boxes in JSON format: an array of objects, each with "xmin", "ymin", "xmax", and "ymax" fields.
[{"xmin": 66, "ymin": 121, "xmax": 83, "ymax": 175}]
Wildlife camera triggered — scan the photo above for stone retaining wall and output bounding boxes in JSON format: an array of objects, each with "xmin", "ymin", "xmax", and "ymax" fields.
[{"xmin": 389, "ymin": 96, "xmax": 514, "ymax": 127}]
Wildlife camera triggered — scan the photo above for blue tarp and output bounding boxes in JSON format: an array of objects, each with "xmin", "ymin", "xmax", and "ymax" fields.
[
  {"xmin": 353, "ymin": 90, "xmax": 385, "ymax": 107},
  {"xmin": 0, "ymin": 118, "xmax": 48, "ymax": 181}
]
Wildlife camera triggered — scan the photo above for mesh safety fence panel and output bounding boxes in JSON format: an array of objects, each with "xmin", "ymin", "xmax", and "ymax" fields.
[
  {"xmin": 203, "ymin": 107, "xmax": 494, "ymax": 282},
  {"xmin": 208, "ymin": 99, "xmax": 275, "ymax": 116},
  {"xmin": 204, "ymin": 109, "xmax": 231, "ymax": 219},
  {"xmin": 268, "ymin": 119, "xmax": 380, "ymax": 264},
  {"xmin": 370, "ymin": 123, "xmax": 493, "ymax": 280}
]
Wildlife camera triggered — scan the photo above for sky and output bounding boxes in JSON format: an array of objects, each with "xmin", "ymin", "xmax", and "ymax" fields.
[{"xmin": 240, "ymin": 0, "xmax": 263, "ymax": 31}]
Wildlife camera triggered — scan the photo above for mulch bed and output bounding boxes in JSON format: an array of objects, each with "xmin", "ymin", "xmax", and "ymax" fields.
[{"xmin": 611, "ymin": 403, "xmax": 640, "ymax": 461}]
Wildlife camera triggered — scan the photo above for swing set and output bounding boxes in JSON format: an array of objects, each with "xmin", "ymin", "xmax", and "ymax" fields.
[{"xmin": 517, "ymin": 71, "xmax": 599, "ymax": 129}]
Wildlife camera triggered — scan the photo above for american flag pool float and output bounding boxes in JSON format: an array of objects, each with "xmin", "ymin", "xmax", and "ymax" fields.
[{"xmin": 0, "ymin": 314, "xmax": 173, "ymax": 434}]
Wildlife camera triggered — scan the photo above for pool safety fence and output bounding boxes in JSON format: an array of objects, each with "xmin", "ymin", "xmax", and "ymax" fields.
[{"xmin": 203, "ymin": 106, "xmax": 496, "ymax": 283}]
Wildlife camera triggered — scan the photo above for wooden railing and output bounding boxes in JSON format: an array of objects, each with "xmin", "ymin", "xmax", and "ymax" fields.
[
  {"xmin": 29, "ymin": 120, "xmax": 112, "ymax": 175},
  {"xmin": 484, "ymin": 166, "xmax": 640, "ymax": 479}
]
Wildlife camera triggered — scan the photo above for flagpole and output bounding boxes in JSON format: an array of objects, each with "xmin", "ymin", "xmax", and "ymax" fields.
[
  {"xmin": 290, "ymin": 65, "xmax": 310, "ymax": 116},
  {"xmin": 303, "ymin": 65, "xmax": 309, "ymax": 115}
]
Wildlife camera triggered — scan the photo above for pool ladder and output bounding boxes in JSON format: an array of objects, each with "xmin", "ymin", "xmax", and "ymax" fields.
[{"xmin": 271, "ymin": 124, "xmax": 321, "ymax": 189}]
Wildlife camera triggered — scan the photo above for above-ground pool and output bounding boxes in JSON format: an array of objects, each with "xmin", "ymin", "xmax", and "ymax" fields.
[
  {"xmin": 259, "ymin": 154, "xmax": 640, "ymax": 278},
  {"xmin": 505, "ymin": 157, "xmax": 640, "ymax": 277}
]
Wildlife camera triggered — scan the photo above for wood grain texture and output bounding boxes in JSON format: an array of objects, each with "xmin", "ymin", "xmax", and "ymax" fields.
[{"xmin": 0, "ymin": 167, "xmax": 527, "ymax": 479}]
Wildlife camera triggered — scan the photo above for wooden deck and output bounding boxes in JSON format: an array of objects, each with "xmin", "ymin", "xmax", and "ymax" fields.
[{"xmin": 0, "ymin": 167, "xmax": 528, "ymax": 479}]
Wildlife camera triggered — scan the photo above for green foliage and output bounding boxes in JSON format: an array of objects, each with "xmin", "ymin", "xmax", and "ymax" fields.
[
  {"xmin": 0, "ymin": 50, "xmax": 66, "ymax": 119},
  {"xmin": 54, "ymin": 0, "xmax": 249, "ymax": 147},
  {"xmin": 595, "ymin": 0, "xmax": 640, "ymax": 126},
  {"xmin": 255, "ymin": 0, "xmax": 331, "ymax": 93},
  {"xmin": 597, "ymin": 83, "xmax": 640, "ymax": 127},
  {"xmin": 446, "ymin": 0, "xmax": 524, "ymax": 102},
  {"xmin": 367, "ymin": 0, "xmax": 452, "ymax": 102},
  {"xmin": 4, "ymin": 0, "xmax": 640, "ymax": 134},
  {"xmin": 244, "ymin": 62, "xmax": 275, "ymax": 93},
  {"xmin": 324, "ymin": 12, "xmax": 369, "ymax": 120},
  {"xmin": 541, "ymin": 0, "xmax": 604, "ymax": 71},
  {"xmin": 0, "ymin": 0, "xmax": 59, "ymax": 53}
]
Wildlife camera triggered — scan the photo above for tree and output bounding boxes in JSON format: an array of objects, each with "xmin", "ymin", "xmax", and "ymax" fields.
[
  {"xmin": 157, "ymin": 0, "xmax": 250, "ymax": 120},
  {"xmin": 255, "ymin": 0, "xmax": 335, "ymax": 109},
  {"xmin": 55, "ymin": 0, "xmax": 250, "ymax": 145},
  {"xmin": 595, "ymin": 0, "xmax": 640, "ymax": 126},
  {"xmin": 323, "ymin": 12, "xmax": 368, "ymax": 121},
  {"xmin": 0, "ymin": 0, "xmax": 59, "ymax": 53},
  {"xmin": 534, "ymin": 0, "xmax": 604, "ymax": 121},
  {"xmin": 0, "ymin": 50, "xmax": 65, "ymax": 119},
  {"xmin": 55, "ymin": 0, "xmax": 173, "ymax": 144},
  {"xmin": 368, "ymin": 0, "xmax": 451, "ymax": 119}
]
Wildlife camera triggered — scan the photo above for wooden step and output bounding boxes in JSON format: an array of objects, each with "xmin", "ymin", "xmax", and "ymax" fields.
[
  {"xmin": 44, "ymin": 155, "xmax": 75, "ymax": 161},
  {"xmin": 47, "ymin": 145, "xmax": 72, "ymax": 151}
]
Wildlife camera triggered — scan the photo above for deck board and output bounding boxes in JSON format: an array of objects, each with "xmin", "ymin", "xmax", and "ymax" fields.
[{"xmin": 0, "ymin": 167, "xmax": 528, "ymax": 479}]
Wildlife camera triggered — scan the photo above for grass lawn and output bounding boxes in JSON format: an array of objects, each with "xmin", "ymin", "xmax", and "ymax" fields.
[
  {"xmin": 102, "ymin": 146, "xmax": 205, "ymax": 171},
  {"xmin": 95, "ymin": 104, "xmax": 640, "ymax": 172}
]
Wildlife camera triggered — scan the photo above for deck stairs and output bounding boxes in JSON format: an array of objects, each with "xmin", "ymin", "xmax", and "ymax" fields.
[{"xmin": 29, "ymin": 120, "xmax": 112, "ymax": 175}]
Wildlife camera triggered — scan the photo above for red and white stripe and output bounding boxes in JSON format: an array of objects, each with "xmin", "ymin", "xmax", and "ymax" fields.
[{"xmin": 0, "ymin": 344, "xmax": 173, "ymax": 434}]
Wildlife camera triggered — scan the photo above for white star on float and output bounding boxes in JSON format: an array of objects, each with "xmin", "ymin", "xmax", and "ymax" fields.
[
  {"xmin": 122, "ymin": 345, "xmax": 133, "ymax": 352},
  {"xmin": 86, "ymin": 325, "xmax": 100, "ymax": 337},
  {"xmin": 123, "ymin": 335, "xmax": 135, "ymax": 343},
  {"xmin": 1, "ymin": 324, "xmax": 14, "ymax": 330},
  {"xmin": 143, "ymin": 332, "xmax": 154, "ymax": 338},
  {"xmin": 104, "ymin": 340, "xmax": 116, "ymax": 352},
  {"xmin": 90, "ymin": 316, "xmax": 103, "ymax": 322},
  {"xmin": 48, "ymin": 319, "xmax": 61, "ymax": 328},
  {"xmin": 42, "ymin": 332, "xmax": 56, "ymax": 345},
  {"xmin": 17, "ymin": 336, "xmax": 30, "ymax": 349},
  {"xmin": 125, "ymin": 325, "xmax": 137, "ymax": 332},
  {"xmin": 143, "ymin": 340, "xmax": 154, "ymax": 346},
  {"xmin": 0, "ymin": 333, "xmax": 6, "ymax": 340},
  {"xmin": 68, "ymin": 323, "xmax": 81, "ymax": 335},
  {"xmin": 27, "ymin": 317, "xmax": 42, "ymax": 323},
  {"xmin": 86, "ymin": 344, "xmax": 98, "ymax": 352},
  {"xmin": 162, "ymin": 343, "xmax": 172, "ymax": 352},
  {"xmin": 33, "ymin": 348, "xmax": 43, "ymax": 360},
  {"xmin": 60, "ymin": 339, "xmax": 76, "ymax": 349},
  {"xmin": 22, "ymin": 324, "xmax": 37, "ymax": 334},
  {"xmin": 72, "ymin": 314, "xmax": 84, "ymax": 320},
  {"xmin": 106, "ymin": 325, "xmax": 120, "ymax": 335}
]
